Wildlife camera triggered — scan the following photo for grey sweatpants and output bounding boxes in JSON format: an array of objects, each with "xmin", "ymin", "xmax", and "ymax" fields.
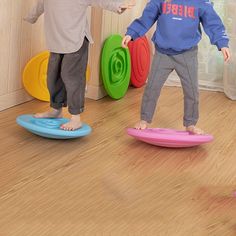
[
  {"xmin": 141, "ymin": 47, "xmax": 199, "ymax": 127},
  {"xmin": 47, "ymin": 38, "xmax": 89, "ymax": 115}
]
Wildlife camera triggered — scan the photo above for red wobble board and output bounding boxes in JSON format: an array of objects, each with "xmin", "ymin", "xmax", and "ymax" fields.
[{"xmin": 128, "ymin": 36, "xmax": 151, "ymax": 88}]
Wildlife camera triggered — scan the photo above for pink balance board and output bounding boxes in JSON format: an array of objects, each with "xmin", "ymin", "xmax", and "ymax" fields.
[{"xmin": 127, "ymin": 128, "xmax": 213, "ymax": 148}]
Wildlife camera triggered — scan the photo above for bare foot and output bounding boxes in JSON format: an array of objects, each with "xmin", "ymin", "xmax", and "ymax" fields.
[
  {"xmin": 134, "ymin": 120, "xmax": 148, "ymax": 130},
  {"xmin": 34, "ymin": 108, "xmax": 62, "ymax": 118},
  {"xmin": 60, "ymin": 115, "xmax": 82, "ymax": 131},
  {"xmin": 186, "ymin": 125, "xmax": 205, "ymax": 135}
]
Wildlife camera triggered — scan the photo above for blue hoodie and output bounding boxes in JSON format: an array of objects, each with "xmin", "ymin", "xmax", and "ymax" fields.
[{"xmin": 126, "ymin": 0, "xmax": 229, "ymax": 55}]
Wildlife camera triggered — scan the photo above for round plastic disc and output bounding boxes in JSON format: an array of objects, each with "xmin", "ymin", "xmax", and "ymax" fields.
[
  {"xmin": 16, "ymin": 115, "xmax": 92, "ymax": 139},
  {"xmin": 101, "ymin": 35, "xmax": 131, "ymax": 99},
  {"xmin": 23, "ymin": 51, "xmax": 91, "ymax": 102},
  {"xmin": 128, "ymin": 36, "xmax": 151, "ymax": 88},
  {"xmin": 23, "ymin": 51, "xmax": 50, "ymax": 101},
  {"xmin": 127, "ymin": 128, "xmax": 213, "ymax": 148}
]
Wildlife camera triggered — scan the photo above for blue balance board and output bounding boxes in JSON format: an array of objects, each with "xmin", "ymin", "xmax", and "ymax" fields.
[{"xmin": 16, "ymin": 115, "xmax": 92, "ymax": 139}]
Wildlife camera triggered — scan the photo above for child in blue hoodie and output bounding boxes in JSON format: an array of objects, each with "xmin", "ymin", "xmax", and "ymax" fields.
[{"xmin": 122, "ymin": 0, "xmax": 230, "ymax": 134}]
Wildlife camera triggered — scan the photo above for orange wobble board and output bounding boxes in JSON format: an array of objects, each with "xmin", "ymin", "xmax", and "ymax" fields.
[
  {"xmin": 23, "ymin": 51, "xmax": 90, "ymax": 102},
  {"xmin": 23, "ymin": 51, "xmax": 50, "ymax": 101}
]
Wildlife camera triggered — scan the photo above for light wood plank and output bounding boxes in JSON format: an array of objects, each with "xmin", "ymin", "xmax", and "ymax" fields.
[
  {"xmin": 8, "ymin": 0, "xmax": 23, "ymax": 92},
  {"xmin": 0, "ymin": 0, "xmax": 46, "ymax": 110},
  {"xmin": 0, "ymin": 87, "xmax": 236, "ymax": 235},
  {"xmin": 0, "ymin": 0, "xmax": 12, "ymax": 96}
]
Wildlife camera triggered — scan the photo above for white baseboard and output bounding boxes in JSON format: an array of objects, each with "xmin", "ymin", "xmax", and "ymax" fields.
[
  {"xmin": 85, "ymin": 84, "xmax": 107, "ymax": 100},
  {"xmin": 0, "ymin": 90, "xmax": 33, "ymax": 111}
]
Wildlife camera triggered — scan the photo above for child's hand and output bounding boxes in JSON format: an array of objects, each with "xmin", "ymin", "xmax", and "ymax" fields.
[
  {"xmin": 118, "ymin": 0, "xmax": 136, "ymax": 13},
  {"xmin": 122, "ymin": 35, "xmax": 132, "ymax": 48},
  {"xmin": 221, "ymin": 47, "xmax": 231, "ymax": 62}
]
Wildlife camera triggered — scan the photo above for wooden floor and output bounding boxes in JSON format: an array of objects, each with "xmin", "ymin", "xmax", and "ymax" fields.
[{"xmin": 1, "ymin": 87, "xmax": 236, "ymax": 236}]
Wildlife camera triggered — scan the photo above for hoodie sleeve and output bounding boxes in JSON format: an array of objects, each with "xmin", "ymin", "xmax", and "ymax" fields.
[
  {"xmin": 126, "ymin": 0, "xmax": 161, "ymax": 40},
  {"xmin": 200, "ymin": 0, "xmax": 229, "ymax": 50},
  {"xmin": 24, "ymin": 0, "xmax": 44, "ymax": 24}
]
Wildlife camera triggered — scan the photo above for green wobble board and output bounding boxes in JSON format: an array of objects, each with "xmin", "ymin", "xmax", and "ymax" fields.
[{"xmin": 101, "ymin": 35, "xmax": 131, "ymax": 99}]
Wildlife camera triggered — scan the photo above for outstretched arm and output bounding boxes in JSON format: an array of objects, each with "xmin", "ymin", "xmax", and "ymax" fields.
[
  {"xmin": 24, "ymin": 0, "xmax": 44, "ymax": 24},
  {"xmin": 200, "ymin": 0, "xmax": 230, "ymax": 61},
  {"xmin": 122, "ymin": 0, "xmax": 161, "ymax": 47},
  {"xmin": 88, "ymin": 0, "xmax": 135, "ymax": 14}
]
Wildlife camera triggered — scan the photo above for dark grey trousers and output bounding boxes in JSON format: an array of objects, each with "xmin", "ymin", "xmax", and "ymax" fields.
[
  {"xmin": 47, "ymin": 38, "xmax": 89, "ymax": 115},
  {"xmin": 141, "ymin": 47, "xmax": 199, "ymax": 127}
]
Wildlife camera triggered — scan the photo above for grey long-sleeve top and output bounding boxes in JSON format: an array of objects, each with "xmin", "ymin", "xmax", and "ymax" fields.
[{"xmin": 25, "ymin": 0, "xmax": 124, "ymax": 53}]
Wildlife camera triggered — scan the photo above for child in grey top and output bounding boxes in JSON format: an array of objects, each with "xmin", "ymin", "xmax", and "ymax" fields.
[{"xmin": 25, "ymin": 0, "xmax": 135, "ymax": 130}]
